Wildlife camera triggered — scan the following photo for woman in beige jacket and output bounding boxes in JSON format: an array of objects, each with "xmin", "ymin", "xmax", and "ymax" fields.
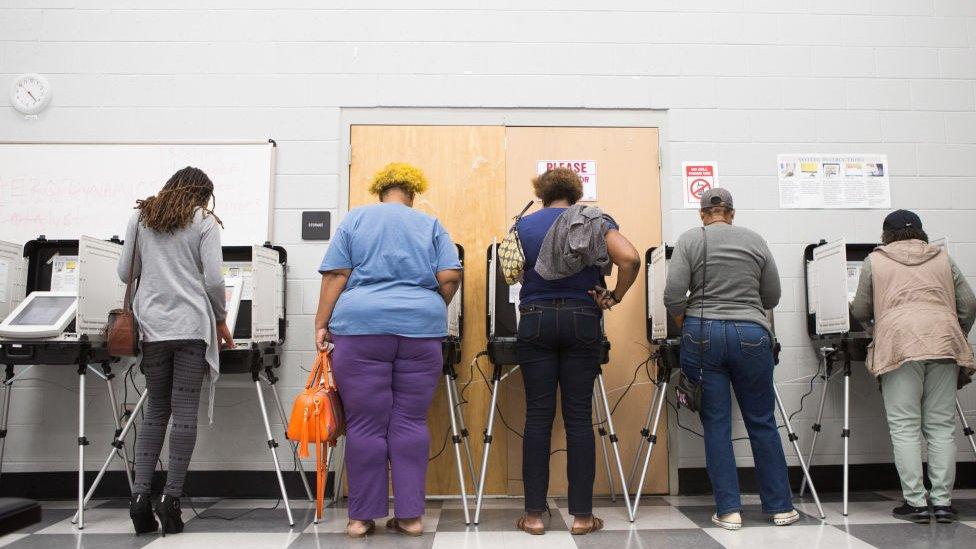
[{"xmin": 850, "ymin": 209, "xmax": 976, "ymax": 524}]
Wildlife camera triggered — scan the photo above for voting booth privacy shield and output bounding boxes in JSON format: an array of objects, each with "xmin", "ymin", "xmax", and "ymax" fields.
[{"xmin": 0, "ymin": 236, "xmax": 128, "ymax": 530}]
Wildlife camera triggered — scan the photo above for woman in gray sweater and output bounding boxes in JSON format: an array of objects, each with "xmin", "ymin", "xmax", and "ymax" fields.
[{"xmin": 117, "ymin": 166, "xmax": 233, "ymax": 536}]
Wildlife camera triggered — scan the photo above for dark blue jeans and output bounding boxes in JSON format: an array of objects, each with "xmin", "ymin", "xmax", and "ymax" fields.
[
  {"xmin": 680, "ymin": 318, "xmax": 794, "ymax": 516},
  {"xmin": 516, "ymin": 298, "xmax": 602, "ymax": 516}
]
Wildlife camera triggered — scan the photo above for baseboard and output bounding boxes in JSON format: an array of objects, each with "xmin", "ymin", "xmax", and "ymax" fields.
[
  {"xmin": 678, "ymin": 462, "xmax": 976, "ymax": 495},
  {"xmin": 0, "ymin": 470, "xmax": 334, "ymax": 500}
]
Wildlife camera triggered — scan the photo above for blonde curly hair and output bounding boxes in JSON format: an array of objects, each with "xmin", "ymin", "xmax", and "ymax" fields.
[{"xmin": 369, "ymin": 162, "xmax": 429, "ymax": 196}]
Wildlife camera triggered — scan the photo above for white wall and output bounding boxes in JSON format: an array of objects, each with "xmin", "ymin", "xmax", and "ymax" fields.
[{"xmin": 1, "ymin": 1, "xmax": 974, "ymax": 478}]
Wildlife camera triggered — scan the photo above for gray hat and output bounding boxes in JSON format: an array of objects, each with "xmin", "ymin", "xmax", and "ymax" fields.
[{"xmin": 700, "ymin": 188, "xmax": 733, "ymax": 210}]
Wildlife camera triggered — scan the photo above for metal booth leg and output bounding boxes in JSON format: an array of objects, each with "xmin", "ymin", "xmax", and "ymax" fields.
[
  {"xmin": 331, "ymin": 437, "xmax": 347, "ymax": 508},
  {"xmin": 73, "ymin": 387, "xmax": 149, "ymax": 524},
  {"xmin": 799, "ymin": 356, "xmax": 833, "ymax": 498},
  {"xmin": 631, "ymin": 378, "xmax": 667, "ymax": 518},
  {"xmin": 0, "ymin": 365, "xmax": 14, "ymax": 487},
  {"xmin": 595, "ymin": 373, "xmax": 634, "ymax": 522},
  {"xmin": 101, "ymin": 366, "xmax": 134, "ymax": 490},
  {"xmin": 77, "ymin": 364, "xmax": 89, "ymax": 530},
  {"xmin": 592, "ymin": 392, "xmax": 616, "ymax": 503},
  {"xmin": 473, "ymin": 363, "xmax": 504, "ymax": 525},
  {"xmin": 629, "ymin": 391, "xmax": 658, "ymax": 489},
  {"xmin": 445, "ymin": 371, "xmax": 471, "ymax": 525},
  {"xmin": 956, "ymin": 397, "xmax": 976, "ymax": 456},
  {"xmin": 255, "ymin": 379, "xmax": 294, "ymax": 527},
  {"xmin": 264, "ymin": 373, "xmax": 315, "ymax": 503},
  {"xmin": 448, "ymin": 374, "xmax": 478, "ymax": 486},
  {"xmin": 773, "ymin": 385, "xmax": 825, "ymax": 519},
  {"xmin": 842, "ymin": 350, "xmax": 852, "ymax": 517}
]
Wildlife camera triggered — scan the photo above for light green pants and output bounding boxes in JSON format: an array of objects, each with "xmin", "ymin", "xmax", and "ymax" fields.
[{"xmin": 880, "ymin": 360, "xmax": 959, "ymax": 507}]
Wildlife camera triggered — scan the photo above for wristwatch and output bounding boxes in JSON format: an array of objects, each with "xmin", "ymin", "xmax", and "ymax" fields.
[{"xmin": 608, "ymin": 290, "xmax": 622, "ymax": 304}]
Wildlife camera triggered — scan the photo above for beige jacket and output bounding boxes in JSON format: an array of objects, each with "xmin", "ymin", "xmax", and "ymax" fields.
[{"xmin": 850, "ymin": 240, "xmax": 976, "ymax": 379}]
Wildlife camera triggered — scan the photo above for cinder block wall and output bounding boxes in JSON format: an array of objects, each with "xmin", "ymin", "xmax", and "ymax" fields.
[{"xmin": 1, "ymin": 1, "xmax": 974, "ymax": 476}]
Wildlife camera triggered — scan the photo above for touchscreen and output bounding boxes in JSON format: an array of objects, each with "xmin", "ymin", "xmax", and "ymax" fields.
[{"xmin": 9, "ymin": 296, "xmax": 76, "ymax": 326}]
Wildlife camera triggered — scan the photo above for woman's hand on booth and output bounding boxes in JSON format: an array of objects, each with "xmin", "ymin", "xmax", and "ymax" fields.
[{"xmin": 216, "ymin": 320, "xmax": 234, "ymax": 350}]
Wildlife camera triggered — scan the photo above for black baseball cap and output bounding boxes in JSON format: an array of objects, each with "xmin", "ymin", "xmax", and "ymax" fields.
[{"xmin": 883, "ymin": 209, "xmax": 922, "ymax": 231}]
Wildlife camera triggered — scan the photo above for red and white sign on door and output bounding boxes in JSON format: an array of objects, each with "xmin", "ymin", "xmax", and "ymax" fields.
[
  {"xmin": 537, "ymin": 160, "xmax": 598, "ymax": 201},
  {"xmin": 682, "ymin": 161, "xmax": 718, "ymax": 209}
]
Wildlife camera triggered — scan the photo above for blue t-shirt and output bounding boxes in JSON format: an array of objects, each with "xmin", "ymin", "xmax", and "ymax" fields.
[
  {"xmin": 319, "ymin": 203, "xmax": 462, "ymax": 338},
  {"xmin": 517, "ymin": 207, "xmax": 618, "ymax": 304}
]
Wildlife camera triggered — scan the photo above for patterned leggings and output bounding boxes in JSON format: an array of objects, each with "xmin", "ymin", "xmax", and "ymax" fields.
[{"xmin": 132, "ymin": 340, "xmax": 208, "ymax": 497}]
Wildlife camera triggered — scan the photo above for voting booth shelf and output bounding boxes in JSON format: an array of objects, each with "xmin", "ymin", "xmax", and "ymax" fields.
[
  {"xmin": 633, "ymin": 246, "xmax": 825, "ymax": 520},
  {"xmin": 0, "ymin": 236, "xmax": 127, "ymax": 530},
  {"xmin": 475, "ymin": 242, "xmax": 632, "ymax": 525}
]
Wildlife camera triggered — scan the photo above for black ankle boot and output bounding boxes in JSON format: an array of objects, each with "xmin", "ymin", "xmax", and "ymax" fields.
[
  {"xmin": 129, "ymin": 494, "xmax": 158, "ymax": 535},
  {"xmin": 154, "ymin": 495, "xmax": 185, "ymax": 536}
]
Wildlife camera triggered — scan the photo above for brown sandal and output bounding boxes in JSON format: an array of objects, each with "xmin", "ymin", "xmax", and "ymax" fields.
[
  {"xmin": 386, "ymin": 518, "xmax": 423, "ymax": 537},
  {"xmin": 570, "ymin": 516, "xmax": 604, "ymax": 535},
  {"xmin": 346, "ymin": 520, "xmax": 376, "ymax": 538},
  {"xmin": 516, "ymin": 515, "xmax": 546, "ymax": 535}
]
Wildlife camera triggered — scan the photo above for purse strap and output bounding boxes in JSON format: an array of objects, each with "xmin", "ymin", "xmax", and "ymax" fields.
[
  {"xmin": 122, "ymin": 222, "xmax": 141, "ymax": 312},
  {"xmin": 508, "ymin": 200, "xmax": 534, "ymax": 234}
]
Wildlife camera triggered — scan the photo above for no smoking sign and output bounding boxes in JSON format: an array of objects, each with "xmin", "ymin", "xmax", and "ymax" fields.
[{"xmin": 682, "ymin": 162, "xmax": 718, "ymax": 208}]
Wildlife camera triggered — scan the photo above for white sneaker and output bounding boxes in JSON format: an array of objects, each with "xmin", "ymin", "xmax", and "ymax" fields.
[
  {"xmin": 773, "ymin": 509, "xmax": 800, "ymax": 526},
  {"xmin": 711, "ymin": 512, "xmax": 742, "ymax": 530}
]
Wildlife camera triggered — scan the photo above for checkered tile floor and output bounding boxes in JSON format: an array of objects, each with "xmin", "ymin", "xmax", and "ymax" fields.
[{"xmin": 2, "ymin": 491, "xmax": 976, "ymax": 548}]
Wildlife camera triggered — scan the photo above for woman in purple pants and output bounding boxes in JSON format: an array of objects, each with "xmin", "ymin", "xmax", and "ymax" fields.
[{"xmin": 314, "ymin": 163, "xmax": 462, "ymax": 538}]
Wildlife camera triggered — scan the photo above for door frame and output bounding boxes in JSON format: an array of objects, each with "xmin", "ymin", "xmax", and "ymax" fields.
[{"xmin": 337, "ymin": 108, "xmax": 680, "ymax": 494}]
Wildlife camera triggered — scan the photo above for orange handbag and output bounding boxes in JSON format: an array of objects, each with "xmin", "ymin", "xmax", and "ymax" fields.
[{"xmin": 286, "ymin": 351, "xmax": 345, "ymax": 520}]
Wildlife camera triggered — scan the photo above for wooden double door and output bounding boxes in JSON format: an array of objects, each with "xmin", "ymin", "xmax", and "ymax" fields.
[{"xmin": 348, "ymin": 124, "xmax": 666, "ymax": 497}]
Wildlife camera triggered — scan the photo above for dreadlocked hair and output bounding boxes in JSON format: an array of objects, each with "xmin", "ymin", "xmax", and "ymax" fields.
[{"xmin": 136, "ymin": 166, "xmax": 224, "ymax": 233}]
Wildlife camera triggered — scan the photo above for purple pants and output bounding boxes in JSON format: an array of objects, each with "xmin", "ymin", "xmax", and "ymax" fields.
[{"xmin": 331, "ymin": 334, "xmax": 442, "ymax": 520}]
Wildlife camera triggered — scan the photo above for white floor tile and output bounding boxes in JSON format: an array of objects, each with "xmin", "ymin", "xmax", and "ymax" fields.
[
  {"xmin": 432, "ymin": 530, "xmax": 577, "ymax": 549},
  {"xmin": 142, "ymin": 532, "xmax": 300, "ymax": 549},
  {"xmin": 704, "ymin": 524, "xmax": 877, "ymax": 549},
  {"xmin": 559, "ymin": 505, "xmax": 699, "ymax": 531},
  {"xmin": 0, "ymin": 533, "xmax": 29, "ymax": 548}
]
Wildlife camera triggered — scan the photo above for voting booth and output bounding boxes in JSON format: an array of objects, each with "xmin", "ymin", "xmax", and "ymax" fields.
[
  {"xmin": 215, "ymin": 244, "xmax": 318, "ymax": 527},
  {"xmin": 631, "ymin": 245, "xmax": 825, "ymax": 519},
  {"xmin": 801, "ymin": 239, "xmax": 976, "ymax": 515},
  {"xmin": 478, "ymin": 242, "xmax": 633, "ymax": 524},
  {"xmin": 0, "ymin": 236, "xmax": 127, "ymax": 529}
]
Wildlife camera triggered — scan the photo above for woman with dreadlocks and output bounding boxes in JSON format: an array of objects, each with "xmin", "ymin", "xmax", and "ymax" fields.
[{"xmin": 116, "ymin": 166, "xmax": 234, "ymax": 536}]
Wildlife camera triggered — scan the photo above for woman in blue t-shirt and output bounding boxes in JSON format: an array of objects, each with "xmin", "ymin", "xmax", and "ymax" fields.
[
  {"xmin": 515, "ymin": 168, "xmax": 641, "ymax": 536},
  {"xmin": 315, "ymin": 163, "xmax": 462, "ymax": 538}
]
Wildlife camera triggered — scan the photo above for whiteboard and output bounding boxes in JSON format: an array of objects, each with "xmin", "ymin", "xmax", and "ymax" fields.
[
  {"xmin": 0, "ymin": 142, "xmax": 275, "ymax": 245},
  {"xmin": 813, "ymin": 238, "xmax": 850, "ymax": 335}
]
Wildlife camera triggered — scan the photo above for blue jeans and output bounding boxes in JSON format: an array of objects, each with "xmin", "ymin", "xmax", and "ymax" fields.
[
  {"xmin": 680, "ymin": 318, "xmax": 794, "ymax": 516},
  {"xmin": 517, "ymin": 299, "xmax": 602, "ymax": 516}
]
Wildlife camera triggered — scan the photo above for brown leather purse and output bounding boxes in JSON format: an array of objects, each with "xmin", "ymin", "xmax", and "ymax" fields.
[
  {"xmin": 286, "ymin": 351, "xmax": 345, "ymax": 520},
  {"xmin": 107, "ymin": 225, "xmax": 140, "ymax": 357}
]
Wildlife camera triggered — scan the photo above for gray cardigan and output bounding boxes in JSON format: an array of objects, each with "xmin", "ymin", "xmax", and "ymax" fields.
[{"xmin": 117, "ymin": 209, "xmax": 226, "ymax": 421}]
